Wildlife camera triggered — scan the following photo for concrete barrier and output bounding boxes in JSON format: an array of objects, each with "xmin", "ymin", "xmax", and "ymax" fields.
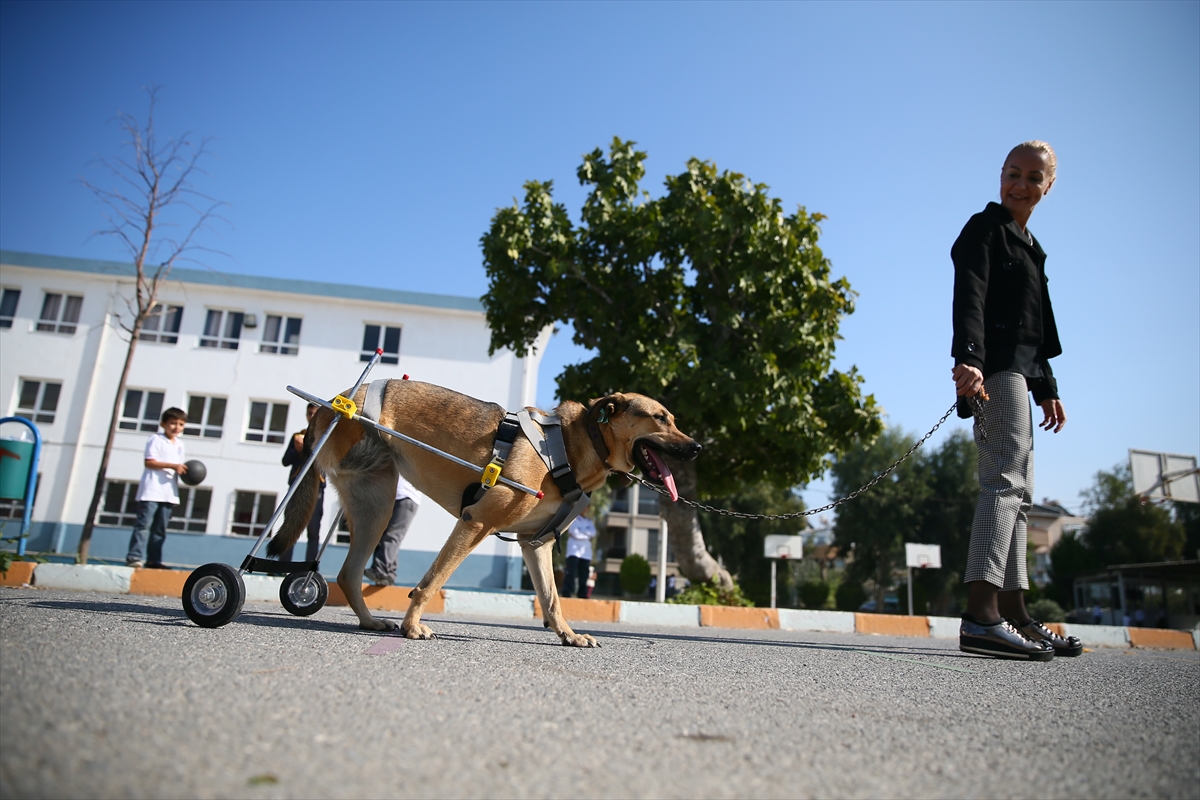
[
  {"xmin": 129, "ymin": 569, "xmax": 188, "ymax": 598},
  {"xmin": 928, "ymin": 616, "xmax": 961, "ymax": 639},
  {"xmin": 442, "ymin": 589, "xmax": 534, "ymax": 619},
  {"xmin": 1127, "ymin": 627, "xmax": 1196, "ymax": 650},
  {"xmin": 326, "ymin": 584, "xmax": 446, "ymax": 614},
  {"xmin": 1062, "ymin": 623, "xmax": 1128, "ymax": 648},
  {"xmin": 778, "ymin": 609, "xmax": 856, "ymax": 634},
  {"xmin": 700, "ymin": 605, "xmax": 779, "ymax": 629},
  {"xmin": 34, "ymin": 564, "xmax": 131, "ymax": 594},
  {"xmin": 855, "ymin": 612, "xmax": 929, "ymax": 637},
  {"xmin": 535, "ymin": 597, "xmax": 621, "ymax": 623},
  {"xmin": 0, "ymin": 560, "xmax": 36, "ymax": 587},
  {"xmin": 620, "ymin": 601, "xmax": 700, "ymax": 627}
]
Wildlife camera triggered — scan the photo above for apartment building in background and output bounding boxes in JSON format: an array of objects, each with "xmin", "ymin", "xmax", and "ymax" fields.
[{"xmin": 0, "ymin": 250, "xmax": 548, "ymax": 589}]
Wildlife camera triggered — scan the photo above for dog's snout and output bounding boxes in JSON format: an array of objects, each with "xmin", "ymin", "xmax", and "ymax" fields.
[{"xmin": 686, "ymin": 440, "xmax": 702, "ymax": 460}]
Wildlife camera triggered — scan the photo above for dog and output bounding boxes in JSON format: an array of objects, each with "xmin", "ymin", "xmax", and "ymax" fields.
[{"xmin": 267, "ymin": 379, "xmax": 701, "ymax": 647}]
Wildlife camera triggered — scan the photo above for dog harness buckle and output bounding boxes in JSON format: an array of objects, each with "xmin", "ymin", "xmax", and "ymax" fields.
[{"xmin": 480, "ymin": 461, "xmax": 503, "ymax": 489}]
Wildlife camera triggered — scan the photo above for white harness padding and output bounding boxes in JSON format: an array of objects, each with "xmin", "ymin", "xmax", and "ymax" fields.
[
  {"xmin": 516, "ymin": 409, "xmax": 591, "ymax": 546},
  {"xmin": 363, "ymin": 379, "xmax": 389, "ymax": 423}
]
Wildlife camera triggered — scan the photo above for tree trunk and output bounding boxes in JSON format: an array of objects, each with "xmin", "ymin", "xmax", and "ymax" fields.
[
  {"xmin": 77, "ymin": 318, "xmax": 143, "ymax": 564},
  {"xmin": 659, "ymin": 459, "xmax": 733, "ymax": 590}
]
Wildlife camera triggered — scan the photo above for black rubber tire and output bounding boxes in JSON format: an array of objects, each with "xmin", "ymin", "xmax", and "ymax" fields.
[
  {"xmin": 182, "ymin": 563, "xmax": 246, "ymax": 628},
  {"xmin": 279, "ymin": 571, "xmax": 328, "ymax": 616}
]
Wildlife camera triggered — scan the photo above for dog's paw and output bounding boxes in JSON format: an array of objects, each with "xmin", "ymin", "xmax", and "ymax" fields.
[
  {"xmin": 359, "ymin": 618, "xmax": 398, "ymax": 632},
  {"xmin": 401, "ymin": 622, "xmax": 436, "ymax": 640},
  {"xmin": 560, "ymin": 632, "xmax": 600, "ymax": 648}
]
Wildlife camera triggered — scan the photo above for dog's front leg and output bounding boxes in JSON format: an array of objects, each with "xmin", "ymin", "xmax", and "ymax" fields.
[
  {"xmin": 401, "ymin": 518, "xmax": 492, "ymax": 640},
  {"xmin": 520, "ymin": 539, "xmax": 598, "ymax": 648}
]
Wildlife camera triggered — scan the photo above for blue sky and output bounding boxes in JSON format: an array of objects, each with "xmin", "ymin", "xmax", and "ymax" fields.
[{"xmin": 2, "ymin": 1, "xmax": 1197, "ymax": 516}]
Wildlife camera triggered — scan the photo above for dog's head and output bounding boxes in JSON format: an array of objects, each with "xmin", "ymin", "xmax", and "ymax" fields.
[{"xmin": 586, "ymin": 393, "xmax": 701, "ymax": 502}]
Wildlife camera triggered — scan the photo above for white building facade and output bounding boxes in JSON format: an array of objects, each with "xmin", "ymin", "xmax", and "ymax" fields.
[{"xmin": 0, "ymin": 250, "xmax": 548, "ymax": 589}]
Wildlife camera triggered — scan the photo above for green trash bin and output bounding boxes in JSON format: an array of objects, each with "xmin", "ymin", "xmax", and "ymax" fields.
[{"xmin": 0, "ymin": 440, "xmax": 35, "ymax": 500}]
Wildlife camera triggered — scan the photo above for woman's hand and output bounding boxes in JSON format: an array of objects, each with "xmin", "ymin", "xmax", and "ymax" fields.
[
  {"xmin": 951, "ymin": 364, "xmax": 985, "ymax": 397},
  {"xmin": 1039, "ymin": 399, "xmax": 1066, "ymax": 433}
]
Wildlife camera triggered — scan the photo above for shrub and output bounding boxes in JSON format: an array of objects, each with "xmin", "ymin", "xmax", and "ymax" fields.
[
  {"xmin": 799, "ymin": 580, "xmax": 830, "ymax": 609},
  {"xmin": 1027, "ymin": 598, "xmax": 1066, "ymax": 623},
  {"xmin": 619, "ymin": 554, "xmax": 652, "ymax": 596},
  {"xmin": 670, "ymin": 577, "xmax": 754, "ymax": 606},
  {"xmin": 835, "ymin": 580, "xmax": 867, "ymax": 611}
]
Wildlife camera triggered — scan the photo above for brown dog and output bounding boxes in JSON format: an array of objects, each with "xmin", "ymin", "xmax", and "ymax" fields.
[{"xmin": 268, "ymin": 380, "xmax": 701, "ymax": 646}]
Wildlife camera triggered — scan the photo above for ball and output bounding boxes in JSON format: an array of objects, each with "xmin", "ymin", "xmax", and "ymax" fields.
[{"xmin": 181, "ymin": 459, "xmax": 207, "ymax": 486}]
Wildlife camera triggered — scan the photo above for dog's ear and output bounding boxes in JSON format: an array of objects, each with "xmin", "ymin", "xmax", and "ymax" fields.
[{"xmin": 589, "ymin": 393, "xmax": 629, "ymax": 424}]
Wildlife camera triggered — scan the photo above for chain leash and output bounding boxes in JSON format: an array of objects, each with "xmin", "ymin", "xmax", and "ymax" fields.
[{"xmin": 630, "ymin": 401, "xmax": 961, "ymax": 521}]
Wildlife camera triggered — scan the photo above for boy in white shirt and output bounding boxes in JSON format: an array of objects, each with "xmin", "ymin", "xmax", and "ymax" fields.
[{"xmin": 125, "ymin": 407, "xmax": 188, "ymax": 569}]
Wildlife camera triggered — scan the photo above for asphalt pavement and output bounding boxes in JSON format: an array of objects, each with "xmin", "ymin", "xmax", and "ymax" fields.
[{"xmin": 1, "ymin": 587, "xmax": 1197, "ymax": 799}]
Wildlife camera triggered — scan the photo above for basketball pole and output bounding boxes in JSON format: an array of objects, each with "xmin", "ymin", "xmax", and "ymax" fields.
[
  {"xmin": 770, "ymin": 559, "xmax": 777, "ymax": 609},
  {"xmin": 907, "ymin": 566, "xmax": 913, "ymax": 617}
]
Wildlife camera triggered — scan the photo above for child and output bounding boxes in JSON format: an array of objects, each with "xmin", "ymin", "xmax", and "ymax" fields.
[{"xmin": 125, "ymin": 407, "xmax": 188, "ymax": 569}]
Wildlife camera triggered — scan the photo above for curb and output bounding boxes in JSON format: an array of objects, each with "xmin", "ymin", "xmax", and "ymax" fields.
[{"xmin": 2, "ymin": 562, "xmax": 1196, "ymax": 650}]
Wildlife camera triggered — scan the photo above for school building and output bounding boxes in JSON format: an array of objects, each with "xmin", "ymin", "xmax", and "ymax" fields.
[{"xmin": 0, "ymin": 249, "xmax": 550, "ymax": 589}]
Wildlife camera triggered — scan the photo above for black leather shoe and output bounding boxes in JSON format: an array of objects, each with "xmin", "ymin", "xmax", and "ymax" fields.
[
  {"xmin": 1013, "ymin": 618, "xmax": 1083, "ymax": 657},
  {"xmin": 960, "ymin": 616, "xmax": 1055, "ymax": 661}
]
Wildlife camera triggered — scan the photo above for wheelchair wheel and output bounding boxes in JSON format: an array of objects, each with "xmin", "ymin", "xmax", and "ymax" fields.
[
  {"xmin": 280, "ymin": 571, "xmax": 328, "ymax": 617},
  {"xmin": 182, "ymin": 563, "xmax": 246, "ymax": 628}
]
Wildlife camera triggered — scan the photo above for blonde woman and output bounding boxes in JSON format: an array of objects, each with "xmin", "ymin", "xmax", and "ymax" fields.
[{"xmin": 951, "ymin": 141, "xmax": 1082, "ymax": 660}]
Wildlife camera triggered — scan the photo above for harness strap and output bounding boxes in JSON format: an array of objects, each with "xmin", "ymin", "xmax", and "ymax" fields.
[
  {"xmin": 362, "ymin": 379, "xmax": 389, "ymax": 423},
  {"xmin": 461, "ymin": 411, "xmax": 521, "ymax": 513},
  {"xmin": 515, "ymin": 409, "xmax": 589, "ymax": 546}
]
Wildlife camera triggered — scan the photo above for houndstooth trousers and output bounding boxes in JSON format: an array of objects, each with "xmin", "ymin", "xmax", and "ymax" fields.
[{"xmin": 965, "ymin": 371, "xmax": 1032, "ymax": 590}]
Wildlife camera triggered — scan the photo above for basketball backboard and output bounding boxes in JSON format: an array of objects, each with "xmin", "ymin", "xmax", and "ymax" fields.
[
  {"xmin": 763, "ymin": 534, "xmax": 806, "ymax": 560},
  {"xmin": 905, "ymin": 543, "xmax": 942, "ymax": 569},
  {"xmin": 1129, "ymin": 449, "xmax": 1199, "ymax": 503}
]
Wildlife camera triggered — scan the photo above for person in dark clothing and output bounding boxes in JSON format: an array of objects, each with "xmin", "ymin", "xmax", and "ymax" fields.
[
  {"xmin": 281, "ymin": 402, "xmax": 324, "ymax": 562},
  {"xmin": 952, "ymin": 140, "xmax": 1082, "ymax": 661}
]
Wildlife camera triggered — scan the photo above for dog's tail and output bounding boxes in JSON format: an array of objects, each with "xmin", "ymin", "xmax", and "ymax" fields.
[{"xmin": 266, "ymin": 463, "xmax": 319, "ymax": 559}]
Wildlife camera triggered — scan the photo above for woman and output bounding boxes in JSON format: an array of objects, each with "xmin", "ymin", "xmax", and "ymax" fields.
[{"xmin": 951, "ymin": 140, "xmax": 1082, "ymax": 660}]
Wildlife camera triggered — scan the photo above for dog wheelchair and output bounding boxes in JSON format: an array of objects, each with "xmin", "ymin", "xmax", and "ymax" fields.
[{"xmin": 181, "ymin": 349, "xmax": 547, "ymax": 629}]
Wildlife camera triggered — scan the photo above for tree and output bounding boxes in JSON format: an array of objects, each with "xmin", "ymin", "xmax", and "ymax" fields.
[
  {"xmin": 481, "ymin": 138, "xmax": 880, "ymax": 587},
  {"xmin": 913, "ymin": 429, "xmax": 978, "ymax": 614},
  {"xmin": 75, "ymin": 87, "xmax": 226, "ymax": 564},
  {"xmin": 831, "ymin": 428, "xmax": 930, "ymax": 613}
]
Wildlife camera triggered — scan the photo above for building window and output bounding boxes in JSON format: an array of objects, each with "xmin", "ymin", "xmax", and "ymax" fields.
[
  {"xmin": 97, "ymin": 480, "xmax": 139, "ymax": 527},
  {"xmin": 246, "ymin": 401, "xmax": 288, "ymax": 444},
  {"xmin": 647, "ymin": 528, "xmax": 675, "ymax": 563},
  {"xmin": 231, "ymin": 491, "xmax": 276, "ymax": 536},
  {"xmin": 261, "ymin": 315, "xmax": 302, "ymax": 355},
  {"xmin": 168, "ymin": 487, "xmax": 212, "ymax": 533},
  {"xmin": 16, "ymin": 379, "xmax": 62, "ymax": 424},
  {"xmin": 200, "ymin": 309, "xmax": 243, "ymax": 349},
  {"xmin": 605, "ymin": 526, "xmax": 628, "ymax": 560},
  {"xmin": 336, "ymin": 513, "xmax": 351, "ymax": 544},
  {"xmin": 138, "ymin": 303, "xmax": 183, "ymax": 344},
  {"xmin": 361, "ymin": 324, "xmax": 401, "ymax": 364},
  {"xmin": 0, "ymin": 288, "xmax": 20, "ymax": 328},
  {"xmin": 36, "ymin": 292, "xmax": 83, "ymax": 334},
  {"xmin": 637, "ymin": 486, "xmax": 660, "ymax": 515},
  {"xmin": 119, "ymin": 389, "xmax": 165, "ymax": 432},
  {"xmin": 184, "ymin": 395, "xmax": 226, "ymax": 439}
]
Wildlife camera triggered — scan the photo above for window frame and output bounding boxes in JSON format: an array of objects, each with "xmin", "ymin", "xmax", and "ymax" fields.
[
  {"xmin": 260, "ymin": 314, "xmax": 303, "ymax": 356},
  {"xmin": 96, "ymin": 480, "xmax": 140, "ymax": 527},
  {"xmin": 35, "ymin": 292, "xmax": 83, "ymax": 335},
  {"xmin": 0, "ymin": 287, "xmax": 20, "ymax": 328},
  {"xmin": 245, "ymin": 400, "xmax": 289, "ymax": 444},
  {"xmin": 138, "ymin": 303, "xmax": 183, "ymax": 345},
  {"xmin": 168, "ymin": 486, "xmax": 213, "ymax": 533},
  {"xmin": 183, "ymin": 395, "xmax": 227, "ymax": 439},
  {"xmin": 16, "ymin": 379, "xmax": 62, "ymax": 424},
  {"xmin": 361, "ymin": 323, "xmax": 401, "ymax": 364},
  {"xmin": 199, "ymin": 308, "xmax": 244, "ymax": 350},
  {"xmin": 230, "ymin": 490, "xmax": 277, "ymax": 537},
  {"xmin": 119, "ymin": 388, "xmax": 166, "ymax": 433}
]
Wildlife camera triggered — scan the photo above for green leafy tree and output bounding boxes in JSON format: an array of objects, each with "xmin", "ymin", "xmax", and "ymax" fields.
[
  {"xmin": 619, "ymin": 553, "xmax": 652, "ymax": 596},
  {"xmin": 913, "ymin": 429, "xmax": 978, "ymax": 615},
  {"xmin": 1081, "ymin": 464, "xmax": 1185, "ymax": 566},
  {"xmin": 481, "ymin": 138, "xmax": 881, "ymax": 588},
  {"xmin": 832, "ymin": 429, "xmax": 930, "ymax": 613}
]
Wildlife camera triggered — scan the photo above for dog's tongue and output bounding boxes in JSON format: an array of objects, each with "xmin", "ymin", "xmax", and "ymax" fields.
[{"xmin": 644, "ymin": 447, "xmax": 679, "ymax": 503}]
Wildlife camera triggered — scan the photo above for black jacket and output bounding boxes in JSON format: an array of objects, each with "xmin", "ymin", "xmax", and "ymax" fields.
[{"xmin": 951, "ymin": 202, "xmax": 1061, "ymax": 416}]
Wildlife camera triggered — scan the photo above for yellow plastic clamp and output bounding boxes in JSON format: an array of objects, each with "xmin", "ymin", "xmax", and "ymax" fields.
[
  {"xmin": 480, "ymin": 461, "xmax": 503, "ymax": 489},
  {"xmin": 330, "ymin": 395, "xmax": 358, "ymax": 419}
]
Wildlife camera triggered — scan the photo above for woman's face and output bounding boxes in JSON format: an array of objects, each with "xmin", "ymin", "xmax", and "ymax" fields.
[{"xmin": 999, "ymin": 149, "xmax": 1053, "ymax": 220}]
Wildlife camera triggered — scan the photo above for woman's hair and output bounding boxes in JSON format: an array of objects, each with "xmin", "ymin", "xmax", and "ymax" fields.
[{"xmin": 1005, "ymin": 140, "xmax": 1057, "ymax": 187}]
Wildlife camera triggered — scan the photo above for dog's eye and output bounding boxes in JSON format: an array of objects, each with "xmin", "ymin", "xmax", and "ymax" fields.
[{"xmin": 654, "ymin": 414, "xmax": 668, "ymax": 423}]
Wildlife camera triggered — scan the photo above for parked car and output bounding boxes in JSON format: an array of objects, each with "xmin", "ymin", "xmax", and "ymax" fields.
[{"xmin": 859, "ymin": 594, "xmax": 900, "ymax": 613}]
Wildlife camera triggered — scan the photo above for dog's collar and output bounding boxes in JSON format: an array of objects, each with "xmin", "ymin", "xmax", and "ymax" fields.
[{"xmin": 584, "ymin": 399, "xmax": 613, "ymax": 470}]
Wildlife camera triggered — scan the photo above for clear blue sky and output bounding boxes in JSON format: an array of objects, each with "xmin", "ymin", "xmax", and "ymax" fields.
[{"xmin": 2, "ymin": 1, "xmax": 1197, "ymax": 516}]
